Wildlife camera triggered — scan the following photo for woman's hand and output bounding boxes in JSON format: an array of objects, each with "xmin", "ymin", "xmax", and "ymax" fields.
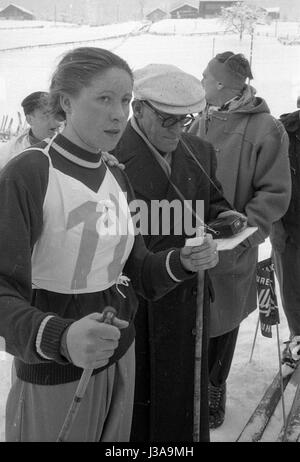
[
  {"xmin": 66, "ymin": 310, "xmax": 128, "ymax": 369},
  {"xmin": 180, "ymin": 234, "xmax": 219, "ymax": 272}
]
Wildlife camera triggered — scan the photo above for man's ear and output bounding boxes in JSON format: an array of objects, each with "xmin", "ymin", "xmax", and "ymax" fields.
[
  {"xmin": 132, "ymin": 100, "xmax": 143, "ymax": 119},
  {"xmin": 60, "ymin": 94, "xmax": 72, "ymax": 115},
  {"xmin": 25, "ymin": 114, "xmax": 33, "ymax": 126}
]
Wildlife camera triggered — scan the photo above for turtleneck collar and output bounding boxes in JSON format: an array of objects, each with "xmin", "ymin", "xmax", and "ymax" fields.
[{"xmin": 52, "ymin": 134, "xmax": 102, "ymax": 169}]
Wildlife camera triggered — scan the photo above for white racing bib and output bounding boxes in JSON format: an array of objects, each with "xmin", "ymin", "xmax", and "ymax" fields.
[{"xmin": 31, "ymin": 141, "xmax": 135, "ymax": 294}]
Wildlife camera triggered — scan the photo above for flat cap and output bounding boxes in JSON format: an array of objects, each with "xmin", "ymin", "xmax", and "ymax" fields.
[
  {"xmin": 21, "ymin": 91, "xmax": 49, "ymax": 115},
  {"xmin": 133, "ymin": 63, "xmax": 205, "ymax": 115}
]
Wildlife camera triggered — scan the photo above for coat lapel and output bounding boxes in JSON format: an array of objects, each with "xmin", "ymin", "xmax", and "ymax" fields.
[
  {"xmin": 116, "ymin": 124, "xmax": 170, "ymax": 202},
  {"xmin": 115, "ymin": 125, "xmax": 206, "ymax": 248}
]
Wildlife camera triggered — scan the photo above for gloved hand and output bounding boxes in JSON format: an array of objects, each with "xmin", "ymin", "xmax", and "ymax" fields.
[
  {"xmin": 289, "ymin": 336, "xmax": 300, "ymax": 361},
  {"xmin": 66, "ymin": 310, "xmax": 128, "ymax": 369},
  {"xmin": 217, "ymin": 210, "xmax": 248, "ymax": 231},
  {"xmin": 180, "ymin": 234, "xmax": 218, "ymax": 272},
  {"xmin": 102, "ymin": 152, "xmax": 125, "ymax": 170}
]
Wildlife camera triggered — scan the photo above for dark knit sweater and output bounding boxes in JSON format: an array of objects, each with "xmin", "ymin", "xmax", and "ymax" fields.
[{"xmin": 0, "ymin": 134, "xmax": 192, "ymax": 385}]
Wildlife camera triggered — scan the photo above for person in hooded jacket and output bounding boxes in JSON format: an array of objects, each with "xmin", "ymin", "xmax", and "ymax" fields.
[
  {"xmin": 188, "ymin": 51, "xmax": 291, "ymax": 429},
  {"xmin": 271, "ymin": 108, "xmax": 300, "ymax": 366}
]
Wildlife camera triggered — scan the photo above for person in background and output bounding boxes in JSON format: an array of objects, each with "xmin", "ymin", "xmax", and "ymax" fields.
[
  {"xmin": 271, "ymin": 107, "xmax": 300, "ymax": 367},
  {"xmin": 113, "ymin": 63, "xmax": 240, "ymax": 442},
  {"xmin": 188, "ymin": 51, "xmax": 291, "ymax": 429},
  {"xmin": 0, "ymin": 91, "xmax": 62, "ymax": 169},
  {"xmin": 0, "ymin": 47, "xmax": 219, "ymax": 442}
]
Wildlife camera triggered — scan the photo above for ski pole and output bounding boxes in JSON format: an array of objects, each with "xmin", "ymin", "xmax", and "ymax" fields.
[
  {"xmin": 56, "ymin": 306, "xmax": 117, "ymax": 442},
  {"xmin": 186, "ymin": 227, "xmax": 206, "ymax": 442},
  {"xmin": 249, "ymin": 316, "xmax": 260, "ymax": 363},
  {"xmin": 193, "ymin": 268, "xmax": 205, "ymax": 442}
]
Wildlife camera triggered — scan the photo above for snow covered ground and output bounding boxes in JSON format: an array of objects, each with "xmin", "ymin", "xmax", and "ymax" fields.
[
  {"xmin": 1, "ymin": 19, "xmax": 299, "ymax": 130},
  {"xmin": 0, "ymin": 17, "xmax": 298, "ymax": 442},
  {"xmin": 0, "ymin": 20, "xmax": 144, "ymax": 50}
]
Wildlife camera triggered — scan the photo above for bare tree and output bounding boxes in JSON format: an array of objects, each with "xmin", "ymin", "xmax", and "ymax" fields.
[
  {"xmin": 221, "ymin": 2, "xmax": 266, "ymax": 41},
  {"xmin": 138, "ymin": 0, "xmax": 146, "ymax": 20}
]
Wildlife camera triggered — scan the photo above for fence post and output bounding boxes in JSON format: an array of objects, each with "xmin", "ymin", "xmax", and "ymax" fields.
[{"xmin": 212, "ymin": 37, "xmax": 215, "ymax": 57}]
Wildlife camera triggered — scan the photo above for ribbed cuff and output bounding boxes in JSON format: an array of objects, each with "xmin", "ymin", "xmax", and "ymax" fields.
[
  {"xmin": 60, "ymin": 326, "xmax": 73, "ymax": 363},
  {"xmin": 168, "ymin": 249, "xmax": 194, "ymax": 281},
  {"xmin": 39, "ymin": 316, "xmax": 74, "ymax": 365}
]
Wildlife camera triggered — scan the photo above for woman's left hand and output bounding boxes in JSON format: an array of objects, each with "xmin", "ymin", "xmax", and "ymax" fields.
[
  {"xmin": 180, "ymin": 234, "xmax": 219, "ymax": 272},
  {"xmin": 102, "ymin": 152, "xmax": 125, "ymax": 170}
]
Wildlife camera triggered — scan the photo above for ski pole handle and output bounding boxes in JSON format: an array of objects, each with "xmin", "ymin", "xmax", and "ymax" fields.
[{"xmin": 57, "ymin": 307, "xmax": 117, "ymax": 442}]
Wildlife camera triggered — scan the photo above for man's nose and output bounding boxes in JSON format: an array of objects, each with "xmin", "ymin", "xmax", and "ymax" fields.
[{"xmin": 169, "ymin": 121, "xmax": 183, "ymax": 135}]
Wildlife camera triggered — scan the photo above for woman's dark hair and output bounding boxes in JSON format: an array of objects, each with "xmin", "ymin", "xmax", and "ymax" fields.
[{"xmin": 49, "ymin": 47, "xmax": 133, "ymax": 120}]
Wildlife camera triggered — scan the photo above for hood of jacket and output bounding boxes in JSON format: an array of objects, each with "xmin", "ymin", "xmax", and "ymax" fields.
[
  {"xmin": 216, "ymin": 85, "xmax": 271, "ymax": 117},
  {"xmin": 280, "ymin": 110, "xmax": 300, "ymax": 134}
]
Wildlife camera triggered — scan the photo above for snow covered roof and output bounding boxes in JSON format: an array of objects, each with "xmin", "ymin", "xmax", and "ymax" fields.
[
  {"xmin": 0, "ymin": 3, "xmax": 35, "ymax": 16},
  {"xmin": 265, "ymin": 7, "xmax": 280, "ymax": 14},
  {"xmin": 146, "ymin": 8, "xmax": 167, "ymax": 15},
  {"xmin": 199, "ymin": 0, "xmax": 241, "ymax": 3},
  {"xmin": 170, "ymin": 1, "xmax": 199, "ymax": 13}
]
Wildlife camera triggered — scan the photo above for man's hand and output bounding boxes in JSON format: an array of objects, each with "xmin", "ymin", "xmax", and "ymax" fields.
[
  {"xmin": 180, "ymin": 234, "xmax": 218, "ymax": 272},
  {"xmin": 102, "ymin": 152, "xmax": 125, "ymax": 170},
  {"xmin": 217, "ymin": 210, "xmax": 248, "ymax": 231},
  {"xmin": 66, "ymin": 311, "xmax": 128, "ymax": 369}
]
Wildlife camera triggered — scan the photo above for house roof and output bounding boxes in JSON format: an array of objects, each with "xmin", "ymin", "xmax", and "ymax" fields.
[
  {"xmin": 0, "ymin": 3, "xmax": 35, "ymax": 16},
  {"xmin": 170, "ymin": 1, "xmax": 199, "ymax": 13},
  {"xmin": 199, "ymin": 0, "xmax": 241, "ymax": 3},
  {"xmin": 146, "ymin": 8, "xmax": 167, "ymax": 15},
  {"xmin": 265, "ymin": 7, "xmax": 280, "ymax": 13}
]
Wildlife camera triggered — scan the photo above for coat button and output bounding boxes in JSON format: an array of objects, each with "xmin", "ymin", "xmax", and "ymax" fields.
[
  {"xmin": 192, "ymin": 288, "xmax": 197, "ymax": 296},
  {"xmin": 192, "ymin": 328, "xmax": 197, "ymax": 336}
]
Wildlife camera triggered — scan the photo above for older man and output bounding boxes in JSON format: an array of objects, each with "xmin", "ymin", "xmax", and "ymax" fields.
[
  {"xmin": 113, "ymin": 63, "xmax": 240, "ymax": 442},
  {"xmin": 0, "ymin": 91, "xmax": 61, "ymax": 170},
  {"xmin": 188, "ymin": 51, "xmax": 291, "ymax": 429}
]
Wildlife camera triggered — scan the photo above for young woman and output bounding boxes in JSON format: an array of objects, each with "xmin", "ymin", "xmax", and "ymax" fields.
[{"xmin": 0, "ymin": 47, "xmax": 218, "ymax": 442}]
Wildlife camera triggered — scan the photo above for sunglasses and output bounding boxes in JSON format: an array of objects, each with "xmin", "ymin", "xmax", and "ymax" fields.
[{"xmin": 142, "ymin": 100, "xmax": 195, "ymax": 128}]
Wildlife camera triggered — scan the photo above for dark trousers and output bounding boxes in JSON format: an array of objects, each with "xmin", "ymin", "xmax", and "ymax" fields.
[
  {"xmin": 272, "ymin": 240, "xmax": 300, "ymax": 336},
  {"xmin": 208, "ymin": 326, "xmax": 240, "ymax": 387}
]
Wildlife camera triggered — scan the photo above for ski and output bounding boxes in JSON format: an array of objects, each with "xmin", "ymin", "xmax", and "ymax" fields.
[
  {"xmin": 236, "ymin": 364, "xmax": 295, "ymax": 442},
  {"xmin": 277, "ymin": 367, "xmax": 300, "ymax": 442}
]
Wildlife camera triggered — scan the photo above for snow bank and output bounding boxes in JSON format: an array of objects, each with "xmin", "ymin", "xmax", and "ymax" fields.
[
  {"xmin": 149, "ymin": 18, "xmax": 230, "ymax": 35},
  {"xmin": 0, "ymin": 21, "xmax": 145, "ymax": 51}
]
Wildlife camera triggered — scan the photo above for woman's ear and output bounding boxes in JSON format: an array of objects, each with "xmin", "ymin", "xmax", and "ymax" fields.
[
  {"xmin": 132, "ymin": 100, "xmax": 143, "ymax": 119},
  {"xmin": 60, "ymin": 94, "xmax": 72, "ymax": 115}
]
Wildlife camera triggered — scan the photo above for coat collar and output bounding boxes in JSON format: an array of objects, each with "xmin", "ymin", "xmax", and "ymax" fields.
[{"xmin": 116, "ymin": 122, "xmax": 203, "ymax": 204}]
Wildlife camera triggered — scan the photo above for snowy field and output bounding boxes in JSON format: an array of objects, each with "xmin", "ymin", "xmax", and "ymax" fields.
[
  {"xmin": 1, "ymin": 19, "xmax": 300, "ymax": 130},
  {"xmin": 149, "ymin": 17, "xmax": 300, "ymax": 38},
  {"xmin": 0, "ymin": 17, "xmax": 299, "ymax": 442},
  {"xmin": 0, "ymin": 20, "xmax": 144, "ymax": 50}
]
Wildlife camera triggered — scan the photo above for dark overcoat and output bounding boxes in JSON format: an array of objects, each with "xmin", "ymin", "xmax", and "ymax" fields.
[{"xmin": 113, "ymin": 122, "xmax": 229, "ymax": 442}]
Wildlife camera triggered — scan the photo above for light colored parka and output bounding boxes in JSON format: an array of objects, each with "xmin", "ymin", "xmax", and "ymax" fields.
[
  {"xmin": 189, "ymin": 86, "xmax": 291, "ymax": 337},
  {"xmin": 0, "ymin": 129, "xmax": 31, "ymax": 170}
]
